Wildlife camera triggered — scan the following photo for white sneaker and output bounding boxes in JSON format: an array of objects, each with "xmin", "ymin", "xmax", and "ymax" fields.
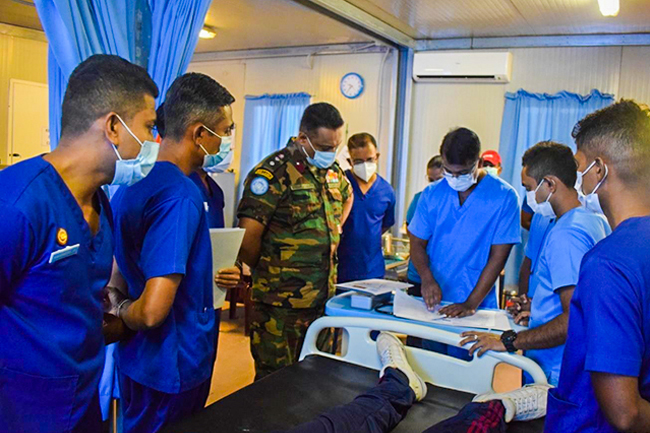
[
  {"xmin": 376, "ymin": 332, "xmax": 427, "ymax": 401},
  {"xmin": 473, "ymin": 384, "xmax": 552, "ymax": 422}
]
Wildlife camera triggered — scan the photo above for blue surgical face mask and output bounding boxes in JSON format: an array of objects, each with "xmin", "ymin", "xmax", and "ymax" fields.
[
  {"xmin": 577, "ymin": 161, "xmax": 608, "ymax": 215},
  {"xmin": 531, "ymin": 179, "xmax": 555, "ymax": 218},
  {"xmin": 305, "ymin": 136, "xmax": 337, "ymax": 169},
  {"xmin": 111, "ymin": 115, "xmax": 159, "ymax": 186},
  {"xmin": 444, "ymin": 165, "xmax": 478, "ymax": 192},
  {"xmin": 200, "ymin": 125, "xmax": 234, "ymax": 173}
]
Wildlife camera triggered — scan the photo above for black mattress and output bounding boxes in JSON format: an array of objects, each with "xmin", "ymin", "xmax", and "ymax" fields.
[{"xmin": 162, "ymin": 356, "xmax": 545, "ymax": 433}]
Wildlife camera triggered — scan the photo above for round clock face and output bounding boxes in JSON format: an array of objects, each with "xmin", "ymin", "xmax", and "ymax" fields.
[{"xmin": 340, "ymin": 73, "xmax": 364, "ymax": 99}]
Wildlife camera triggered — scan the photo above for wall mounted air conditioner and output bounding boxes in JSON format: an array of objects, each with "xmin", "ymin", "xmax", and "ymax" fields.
[{"xmin": 413, "ymin": 51, "xmax": 513, "ymax": 83}]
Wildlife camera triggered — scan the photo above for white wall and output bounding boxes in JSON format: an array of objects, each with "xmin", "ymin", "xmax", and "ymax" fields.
[
  {"xmin": 0, "ymin": 33, "xmax": 48, "ymax": 165},
  {"xmin": 187, "ymin": 51, "xmax": 397, "ymax": 185},
  {"xmin": 406, "ymin": 46, "xmax": 650, "ymax": 208}
]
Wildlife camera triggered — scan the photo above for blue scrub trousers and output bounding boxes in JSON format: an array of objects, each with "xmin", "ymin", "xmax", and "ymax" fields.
[
  {"xmin": 119, "ymin": 373, "xmax": 211, "ymax": 433},
  {"xmin": 278, "ymin": 368, "xmax": 506, "ymax": 433}
]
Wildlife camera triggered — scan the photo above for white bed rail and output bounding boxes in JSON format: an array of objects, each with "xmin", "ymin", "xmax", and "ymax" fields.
[{"xmin": 299, "ymin": 316, "xmax": 547, "ymax": 395}]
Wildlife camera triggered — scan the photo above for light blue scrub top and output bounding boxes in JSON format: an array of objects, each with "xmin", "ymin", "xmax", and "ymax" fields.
[
  {"xmin": 408, "ymin": 174, "xmax": 521, "ymax": 308},
  {"xmin": 527, "ymin": 206, "xmax": 610, "ymax": 385},
  {"xmin": 525, "ymin": 213, "xmax": 553, "ymax": 299}
]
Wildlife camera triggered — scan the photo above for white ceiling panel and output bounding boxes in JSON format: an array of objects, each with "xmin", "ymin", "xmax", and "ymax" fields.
[{"xmin": 347, "ymin": 0, "xmax": 650, "ymax": 38}]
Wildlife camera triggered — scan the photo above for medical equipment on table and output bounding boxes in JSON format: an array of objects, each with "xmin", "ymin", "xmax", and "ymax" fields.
[{"xmin": 161, "ymin": 316, "xmax": 546, "ymax": 433}]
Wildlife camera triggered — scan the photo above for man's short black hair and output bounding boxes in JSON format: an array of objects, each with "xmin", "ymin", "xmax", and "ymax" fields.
[
  {"xmin": 300, "ymin": 103, "xmax": 344, "ymax": 135},
  {"xmin": 155, "ymin": 103, "xmax": 166, "ymax": 138},
  {"xmin": 348, "ymin": 132, "xmax": 377, "ymax": 150},
  {"xmin": 427, "ymin": 155, "xmax": 442, "ymax": 170},
  {"xmin": 572, "ymin": 100, "xmax": 650, "ymax": 185},
  {"xmin": 522, "ymin": 141, "xmax": 578, "ymax": 188},
  {"xmin": 60, "ymin": 54, "xmax": 158, "ymax": 137},
  {"xmin": 163, "ymin": 73, "xmax": 235, "ymax": 141},
  {"xmin": 439, "ymin": 128, "xmax": 481, "ymax": 166}
]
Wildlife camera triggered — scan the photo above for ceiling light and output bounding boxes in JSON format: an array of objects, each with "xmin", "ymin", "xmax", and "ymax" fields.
[
  {"xmin": 199, "ymin": 27, "xmax": 217, "ymax": 39},
  {"xmin": 598, "ymin": 0, "xmax": 619, "ymax": 17}
]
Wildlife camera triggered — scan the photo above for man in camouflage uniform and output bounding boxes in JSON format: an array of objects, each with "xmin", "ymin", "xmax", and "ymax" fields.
[{"xmin": 238, "ymin": 103, "xmax": 354, "ymax": 379}]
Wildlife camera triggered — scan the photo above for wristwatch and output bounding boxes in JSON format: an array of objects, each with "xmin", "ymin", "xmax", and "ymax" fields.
[{"xmin": 501, "ymin": 330, "xmax": 518, "ymax": 353}]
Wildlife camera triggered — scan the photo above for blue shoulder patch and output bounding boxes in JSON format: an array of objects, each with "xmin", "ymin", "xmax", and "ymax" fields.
[{"xmin": 251, "ymin": 177, "xmax": 269, "ymax": 196}]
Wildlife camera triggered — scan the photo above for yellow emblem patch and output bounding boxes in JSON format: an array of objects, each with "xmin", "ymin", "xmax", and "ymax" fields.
[
  {"xmin": 56, "ymin": 228, "xmax": 68, "ymax": 246},
  {"xmin": 326, "ymin": 169, "xmax": 339, "ymax": 184},
  {"xmin": 255, "ymin": 168, "xmax": 274, "ymax": 180}
]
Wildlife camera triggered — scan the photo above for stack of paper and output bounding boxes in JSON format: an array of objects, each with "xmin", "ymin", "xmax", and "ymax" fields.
[
  {"xmin": 393, "ymin": 289, "xmax": 511, "ymax": 331},
  {"xmin": 336, "ymin": 279, "xmax": 413, "ymax": 296},
  {"xmin": 209, "ymin": 228, "xmax": 246, "ymax": 309}
]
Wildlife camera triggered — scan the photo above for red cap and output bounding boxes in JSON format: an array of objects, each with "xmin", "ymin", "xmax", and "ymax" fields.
[{"xmin": 481, "ymin": 150, "xmax": 502, "ymax": 166}]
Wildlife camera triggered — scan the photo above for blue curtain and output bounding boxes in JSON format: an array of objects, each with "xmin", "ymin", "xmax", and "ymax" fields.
[
  {"xmin": 239, "ymin": 93, "xmax": 311, "ymax": 194},
  {"xmin": 35, "ymin": 0, "xmax": 210, "ymax": 149},
  {"xmin": 499, "ymin": 89, "xmax": 615, "ymax": 287},
  {"xmin": 147, "ymin": 0, "xmax": 211, "ymax": 106}
]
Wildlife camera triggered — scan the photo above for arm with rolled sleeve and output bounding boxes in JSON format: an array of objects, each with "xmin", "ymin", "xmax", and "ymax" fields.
[
  {"xmin": 582, "ymin": 257, "xmax": 650, "ymax": 432},
  {"xmin": 117, "ymin": 198, "xmax": 202, "ymax": 331},
  {"xmin": 0, "ymin": 204, "xmax": 35, "ymax": 299},
  {"xmin": 237, "ymin": 170, "xmax": 284, "ymax": 267}
]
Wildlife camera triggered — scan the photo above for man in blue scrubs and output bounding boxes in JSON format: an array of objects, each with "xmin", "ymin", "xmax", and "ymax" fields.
[
  {"xmin": 0, "ymin": 55, "xmax": 158, "ymax": 433},
  {"xmin": 338, "ymin": 133, "xmax": 396, "ymax": 282},
  {"xmin": 405, "ymin": 155, "xmax": 443, "ymax": 287},
  {"xmin": 108, "ymin": 73, "xmax": 238, "ymax": 433},
  {"xmin": 409, "ymin": 128, "xmax": 520, "ymax": 317},
  {"xmin": 460, "ymin": 141, "xmax": 610, "ymax": 386},
  {"xmin": 545, "ymin": 101, "xmax": 650, "ymax": 432},
  {"xmin": 153, "ymin": 102, "xmax": 237, "ymax": 368}
]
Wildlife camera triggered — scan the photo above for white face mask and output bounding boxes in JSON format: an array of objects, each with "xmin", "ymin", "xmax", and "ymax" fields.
[
  {"xmin": 528, "ymin": 179, "xmax": 555, "ymax": 218},
  {"xmin": 577, "ymin": 161, "xmax": 608, "ymax": 215},
  {"xmin": 199, "ymin": 125, "xmax": 234, "ymax": 173},
  {"xmin": 485, "ymin": 166, "xmax": 499, "ymax": 177},
  {"xmin": 352, "ymin": 161, "xmax": 377, "ymax": 182},
  {"xmin": 444, "ymin": 164, "xmax": 478, "ymax": 192}
]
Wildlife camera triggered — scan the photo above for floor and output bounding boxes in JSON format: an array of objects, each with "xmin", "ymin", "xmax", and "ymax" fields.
[{"xmin": 206, "ymin": 303, "xmax": 521, "ymax": 407}]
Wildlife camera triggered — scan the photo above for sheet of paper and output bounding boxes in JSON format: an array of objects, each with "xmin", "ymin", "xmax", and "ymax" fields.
[
  {"xmin": 393, "ymin": 289, "xmax": 511, "ymax": 330},
  {"xmin": 209, "ymin": 228, "xmax": 245, "ymax": 309},
  {"xmin": 336, "ymin": 278, "xmax": 413, "ymax": 296}
]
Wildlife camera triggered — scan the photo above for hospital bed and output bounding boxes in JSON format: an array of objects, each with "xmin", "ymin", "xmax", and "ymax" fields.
[{"xmin": 161, "ymin": 316, "xmax": 547, "ymax": 433}]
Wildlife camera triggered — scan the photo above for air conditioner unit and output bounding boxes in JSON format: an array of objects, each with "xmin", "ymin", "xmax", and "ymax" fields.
[{"xmin": 413, "ymin": 51, "xmax": 513, "ymax": 83}]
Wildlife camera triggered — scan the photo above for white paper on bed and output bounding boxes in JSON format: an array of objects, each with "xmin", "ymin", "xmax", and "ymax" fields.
[
  {"xmin": 209, "ymin": 228, "xmax": 245, "ymax": 309},
  {"xmin": 336, "ymin": 278, "xmax": 412, "ymax": 296},
  {"xmin": 393, "ymin": 289, "xmax": 511, "ymax": 331}
]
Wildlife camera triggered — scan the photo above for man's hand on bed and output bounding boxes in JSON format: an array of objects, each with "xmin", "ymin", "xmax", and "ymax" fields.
[
  {"xmin": 439, "ymin": 302, "xmax": 475, "ymax": 318},
  {"xmin": 459, "ymin": 331, "xmax": 506, "ymax": 357},
  {"xmin": 421, "ymin": 277, "xmax": 442, "ymax": 309}
]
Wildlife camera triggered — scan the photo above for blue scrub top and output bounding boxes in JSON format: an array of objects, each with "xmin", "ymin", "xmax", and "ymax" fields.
[
  {"xmin": 337, "ymin": 171, "xmax": 395, "ymax": 282},
  {"xmin": 521, "ymin": 194, "xmax": 534, "ymax": 215},
  {"xmin": 408, "ymin": 174, "xmax": 521, "ymax": 308},
  {"xmin": 525, "ymin": 213, "xmax": 553, "ymax": 299},
  {"xmin": 112, "ymin": 161, "xmax": 215, "ymax": 394},
  {"xmin": 526, "ymin": 207, "xmax": 610, "ymax": 386},
  {"xmin": 545, "ymin": 217, "xmax": 650, "ymax": 432},
  {"xmin": 406, "ymin": 191, "xmax": 424, "ymax": 283},
  {"xmin": 189, "ymin": 170, "xmax": 225, "ymax": 229},
  {"xmin": 0, "ymin": 156, "xmax": 113, "ymax": 431}
]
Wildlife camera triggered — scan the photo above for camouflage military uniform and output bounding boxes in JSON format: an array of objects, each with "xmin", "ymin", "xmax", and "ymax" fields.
[{"xmin": 237, "ymin": 137, "xmax": 351, "ymax": 379}]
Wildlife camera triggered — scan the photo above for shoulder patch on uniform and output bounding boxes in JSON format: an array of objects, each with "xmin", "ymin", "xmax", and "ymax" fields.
[
  {"xmin": 254, "ymin": 168, "xmax": 274, "ymax": 180},
  {"xmin": 250, "ymin": 177, "xmax": 270, "ymax": 195},
  {"xmin": 326, "ymin": 169, "xmax": 340, "ymax": 184}
]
